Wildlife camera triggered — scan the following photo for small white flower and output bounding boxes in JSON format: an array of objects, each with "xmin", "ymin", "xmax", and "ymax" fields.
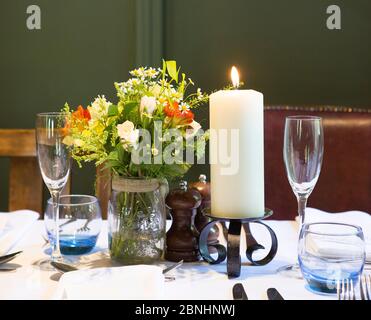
[
  {"xmin": 169, "ymin": 88, "xmax": 183, "ymax": 102},
  {"xmin": 140, "ymin": 95, "xmax": 157, "ymax": 115},
  {"xmin": 88, "ymin": 95, "xmax": 112, "ymax": 120},
  {"xmin": 151, "ymin": 147, "xmax": 159, "ymax": 156},
  {"xmin": 159, "ymin": 79, "xmax": 168, "ymax": 86},
  {"xmin": 145, "ymin": 67, "xmax": 159, "ymax": 78},
  {"xmin": 179, "ymin": 102, "xmax": 190, "ymax": 113},
  {"xmin": 131, "ymin": 78, "xmax": 140, "ymax": 86},
  {"xmin": 130, "ymin": 67, "xmax": 146, "ymax": 78},
  {"xmin": 197, "ymin": 88, "xmax": 204, "ymax": 99}
]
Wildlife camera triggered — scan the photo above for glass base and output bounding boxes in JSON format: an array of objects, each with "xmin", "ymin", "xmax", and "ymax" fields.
[
  {"xmin": 33, "ymin": 257, "xmax": 64, "ymax": 271},
  {"xmin": 277, "ymin": 263, "xmax": 303, "ymax": 279}
]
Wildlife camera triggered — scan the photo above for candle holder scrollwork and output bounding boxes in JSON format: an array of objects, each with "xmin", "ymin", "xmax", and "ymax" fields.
[{"xmin": 198, "ymin": 209, "xmax": 278, "ymax": 278}]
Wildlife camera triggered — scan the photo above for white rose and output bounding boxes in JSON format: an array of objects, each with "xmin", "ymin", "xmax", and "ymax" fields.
[
  {"xmin": 127, "ymin": 129, "xmax": 140, "ymax": 150},
  {"xmin": 185, "ymin": 120, "xmax": 202, "ymax": 139},
  {"xmin": 117, "ymin": 121, "xmax": 139, "ymax": 150},
  {"xmin": 117, "ymin": 120, "xmax": 134, "ymax": 140},
  {"xmin": 140, "ymin": 95, "xmax": 157, "ymax": 115}
]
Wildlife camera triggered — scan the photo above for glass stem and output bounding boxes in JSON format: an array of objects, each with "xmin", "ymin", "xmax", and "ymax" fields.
[
  {"xmin": 51, "ymin": 191, "xmax": 62, "ymax": 261},
  {"xmin": 297, "ymin": 195, "xmax": 308, "ymax": 229}
]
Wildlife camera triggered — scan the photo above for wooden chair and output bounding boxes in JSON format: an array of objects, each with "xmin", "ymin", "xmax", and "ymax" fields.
[
  {"xmin": 264, "ymin": 106, "xmax": 371, "ymax": 219},
  {"xmin": 0, "ymin": 129, "xmax": 44, "ymax": 213},
  {"xmin": 0, "ymin": 129, "xmax": 111, "ymax": 218}
]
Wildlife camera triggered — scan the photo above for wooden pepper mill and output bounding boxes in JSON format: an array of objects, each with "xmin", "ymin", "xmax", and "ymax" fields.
[
  {"xmin": 190, "ymin": 174, "xmax": 219, "ymax": 250},
  {"xmin": 165, "ymin": 180, "xmax": 202, "ymax": 262}
]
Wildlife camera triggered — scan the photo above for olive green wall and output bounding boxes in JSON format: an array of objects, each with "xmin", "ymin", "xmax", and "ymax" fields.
[
  {"xmin": 0, "ymin": 0, "xmax": 137, "ymax": 210},
  {"xmin": 165, "ymin": 0, "xmax": 371, "ymax": 107},
  {"xmin": 1, "ymin": 0, "xmax": 370, "ymax": 210}
]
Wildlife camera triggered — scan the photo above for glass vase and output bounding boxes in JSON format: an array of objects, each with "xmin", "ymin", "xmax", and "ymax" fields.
[{"xmin": 108, "ymin": 176, "xmax": 167, "ymax": 265}]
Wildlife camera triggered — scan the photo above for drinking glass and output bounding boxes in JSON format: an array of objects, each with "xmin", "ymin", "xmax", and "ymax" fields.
[
  {"xmin": 36, "ymin": 112, "xmax": 71, "ymax": 267},
  {"xmin": 299, "ymin": 222, "xmax": 365, "ymax": 294},
  {"xmin": 45, "ymin": 195, "xmax": 102, "ymax": 255},
  {"xmin": 278, "ymin": 116, "xmax": 324, "ymax": 277}
]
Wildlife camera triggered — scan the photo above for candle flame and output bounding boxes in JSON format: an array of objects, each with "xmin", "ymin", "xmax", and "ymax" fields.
[{"xmin": 231, "ymin": 66, "xmax": 240, "ymax": 88}]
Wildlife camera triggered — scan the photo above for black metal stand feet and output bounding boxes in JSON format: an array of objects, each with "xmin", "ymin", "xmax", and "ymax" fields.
[{"xmin": 198, "ymin": 209, "xmax": 278, "ymax": 278}]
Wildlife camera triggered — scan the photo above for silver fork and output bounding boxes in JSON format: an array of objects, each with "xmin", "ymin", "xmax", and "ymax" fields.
[
  {"xmin": 359, "ymin": 274, "xmax": 371, "ymax": 300},
  {"xmin": 77, "ymin": 216, "xmax": 94, "ymax": 233},
  {"xmin": 337, "ymin": 278, "xmax": 356, "ymax": 300},
  {"xmin": 59, "ymin": 217, "xmax": 78, "ymax": 232}
]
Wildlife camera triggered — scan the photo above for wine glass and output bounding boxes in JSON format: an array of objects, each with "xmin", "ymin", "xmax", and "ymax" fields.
[
  {"xmin": 278, "ymin": 116, "xmax": 324, "ymax": 277},
  {"xmin": 36, "ymin": 112, "xmax": 71, "ymax": 268}
]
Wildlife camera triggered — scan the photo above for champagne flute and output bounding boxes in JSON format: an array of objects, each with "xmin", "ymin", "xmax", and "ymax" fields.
[
  {"xmin": 278, "ymin": 116, "xmax": 324, "ymax": 277},
  {"xmin": 36, "ymin": 112, "xmax": 70, "ymax": 268}
]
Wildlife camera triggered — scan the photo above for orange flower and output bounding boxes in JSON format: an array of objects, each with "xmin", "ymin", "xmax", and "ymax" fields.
[
  {"xmin": 164, "ymin": 101, "xmax": 194, "ymax": 125},
  {"xmin": 164, "ymin": 101, "xmax": 179, "ymax": 117},
  {"xmin": 70, "ymin": 105, "xmax": 91, "ymax": 132},
  {"xmin": 72, "ymin": 105, "xmax": 91, "ymax": 122}
]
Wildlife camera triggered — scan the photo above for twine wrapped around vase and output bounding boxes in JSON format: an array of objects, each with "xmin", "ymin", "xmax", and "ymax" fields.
[
  {"xmin": 112, "ymin": 176, "xmax": 169, "ymax": 197},
  {"xmin": 112, "ymin": 176, "xmax": 159, "ymax": 193}
]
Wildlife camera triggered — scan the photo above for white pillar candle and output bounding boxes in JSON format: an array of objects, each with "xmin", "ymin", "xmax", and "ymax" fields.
[{"xmin": 209, "ymin": 67, "xmax": 265, "ymax": 219}]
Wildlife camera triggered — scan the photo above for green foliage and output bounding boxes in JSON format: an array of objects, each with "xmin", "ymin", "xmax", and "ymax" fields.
[
  {"xmin": 166, "ymin": 60, "xmax": 178, "ymax": 83},
  {"xmin": 107, "ymin": 104, "xmax": 118, "ymax": 117}
]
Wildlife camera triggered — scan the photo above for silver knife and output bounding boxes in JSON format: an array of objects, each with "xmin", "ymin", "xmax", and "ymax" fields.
[
  {"xmin": 162, "ymin": 260, "xmax": 183, "ymax": 275},
  {"xmin": 267, "ymin": 288, "xmax": 284, "ymax": 300},
  {"xmin": 51, "ymin": 261, "xmax": 78, "ymax": 273},
  {"xmin": 233, "ymin": 283, "xmax": 248, "ymax": 300},
  {"xmin": 0, "ymin": 251, "xmax": 22, "ymax": 265}
]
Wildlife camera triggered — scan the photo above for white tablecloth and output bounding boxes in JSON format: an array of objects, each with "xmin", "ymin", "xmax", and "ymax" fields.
[{"xmin": 0, "ymin": 219, "xmax": 337, "ymax": 300}]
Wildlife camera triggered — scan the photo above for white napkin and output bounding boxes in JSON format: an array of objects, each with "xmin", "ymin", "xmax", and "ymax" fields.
[
  {"xmin": 53, "ymin": 265, "xmax": 165, "ymax": 300},
  {"xmin": 0, "ymin": 210, "xmax": 39, "ymax": 255},
  {"xmin": 0, "ymin": 216, "xmax": 7, "ymax": 232},
  {"xmin": 303, "ymin": 207, "xmax": 371, "ymax": 261}
]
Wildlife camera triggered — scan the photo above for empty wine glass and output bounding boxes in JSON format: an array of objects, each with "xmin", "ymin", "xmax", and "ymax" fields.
[
  {"xmin": 36, "ymin": 112, "xmax": 71, "ymax": 268},
  {"xmin": 278, "ymin": 116, "xmax": 324, "ymax": 277}
]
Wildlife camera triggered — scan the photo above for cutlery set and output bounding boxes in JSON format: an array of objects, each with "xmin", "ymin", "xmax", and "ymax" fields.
[
  {"xmin": 232, "ymin": 283, "xmax": 284, "ymax": 300},
  {"xmin": 1, "ymin": 248, "xmax": 370, "ymax": 301}
]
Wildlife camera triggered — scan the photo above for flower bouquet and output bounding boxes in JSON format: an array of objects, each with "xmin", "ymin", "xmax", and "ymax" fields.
[{"xmin": 63, "ymin": 60, "xmax": 209, "ymax": 264}]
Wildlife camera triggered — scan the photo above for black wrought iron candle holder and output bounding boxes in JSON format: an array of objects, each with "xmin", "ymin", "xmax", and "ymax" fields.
[{"xmin": 198, "ymin": 209, "xmax": 278, "ymax": 278}]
